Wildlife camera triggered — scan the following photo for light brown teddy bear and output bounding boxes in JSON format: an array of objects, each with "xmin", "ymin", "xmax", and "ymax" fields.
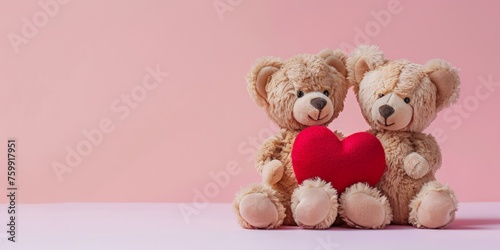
[
  {"xmin": 233, "ymin": 49, "xmax": 392, "ymax": 229},
  {"xmin": 347, "ymin": 45, "xmax": 459, "ymax": 228}
]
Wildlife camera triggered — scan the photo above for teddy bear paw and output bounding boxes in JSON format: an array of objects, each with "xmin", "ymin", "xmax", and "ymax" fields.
[
  {"xmin": 238, "ymin": 193, "xmax": 281, "ymax": 229},
  {"xmin": 291, "ymin": 179, "xmax": 338, "ymax": 229},
  {"xmin": 339, "ymin": 183, "xmax": 392, "ymax": 229},
  {"xmin": 261, "ymin": 160, "xmax": 284, "ymax": 185},
  {"xmin": 415, "ymin": 190, "xmax": 457, "ymax": 229},
  {"xmin": 403, "ymin": 152, "xmax": 430, "ymax": 179},
  {"xmin": 233, "ymin": 184, "xmax": 286, "ymax": 229}
]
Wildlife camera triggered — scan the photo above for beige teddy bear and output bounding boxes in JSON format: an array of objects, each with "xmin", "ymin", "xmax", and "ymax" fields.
[
  {"xmin": 233, "ymin": 49, "xmax": 392, "ymax": 229},
  {"xmin": 347, "ymin": 45, "xmax": 460, "ymax": 228}
]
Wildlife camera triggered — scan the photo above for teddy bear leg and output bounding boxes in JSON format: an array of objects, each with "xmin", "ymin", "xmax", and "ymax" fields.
[
  {"xmin": 409, "ymin": 181, "xmax": 458, "ymax": 229},
  {"xmin": 339, "ymin": 183, "xmax": 392, "ymax": 229},
  {"xmin": 290, "ymin": 178, "xmax": 338, "ymax": 229},
  {"xmin": 233, "ymin": 183, "xmax": 286, "ymax": 229}
]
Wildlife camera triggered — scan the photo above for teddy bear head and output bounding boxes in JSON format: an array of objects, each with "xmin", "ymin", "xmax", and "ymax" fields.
[
  {"xmin": 247, "ymin": 49, "xmax": 349, "ymax": 131},
  {"xmin": 347, "ymin": 45, "xmax": 460, "ymax": 133}
]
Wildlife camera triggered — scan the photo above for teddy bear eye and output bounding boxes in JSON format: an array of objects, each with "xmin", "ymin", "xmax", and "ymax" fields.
[
  {"xmin": 297, "ymin": 91, "xmax": 304, "ymax": 98},
  {"xmin": 404, "ymin": 97, "xmax": 411, "ymax": 104},
  {"xmin": 323, "ymin": 90, "xmax": 329, "ymax": 97},
  {"xmin": 378, "ymin": 93, "xmax": 385, "ymax": 98}
]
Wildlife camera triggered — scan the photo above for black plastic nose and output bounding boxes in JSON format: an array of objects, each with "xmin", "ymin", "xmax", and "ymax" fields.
[
  {"xmin": 379, "ymin": 105, "xmax": 395, "ymax": 119},
  {"xmin": 310, "ymin": 98, "xmax": 327, "ymax": 110}
]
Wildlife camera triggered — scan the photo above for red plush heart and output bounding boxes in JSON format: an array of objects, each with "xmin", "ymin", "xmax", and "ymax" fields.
[{"xmin": 292, "ymin": 126, "xmax": 386, "ymax": 193}]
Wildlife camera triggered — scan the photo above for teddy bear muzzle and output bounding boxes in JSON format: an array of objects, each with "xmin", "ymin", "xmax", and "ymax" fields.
[
  {"xmin": 371, "ymin": 92, "xmax": 413, "ymax": 131},
  {"xmin": 293, "ymin": 91, "xmax": 334, "ymax": 126}
]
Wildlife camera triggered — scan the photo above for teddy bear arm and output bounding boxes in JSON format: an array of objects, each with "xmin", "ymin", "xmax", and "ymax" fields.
[
  {"xmin": 255, "ymin": 135, "xmax": 284, "ymax": 175},
  {"xmin": 415, "ymin": 134, "xmax": 442, "ymax": 173}
]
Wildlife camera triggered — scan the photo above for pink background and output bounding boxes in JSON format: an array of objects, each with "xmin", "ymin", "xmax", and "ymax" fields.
[{"xmin": 0, "ymin": 0, "xmax": 499, "ymax": 204}]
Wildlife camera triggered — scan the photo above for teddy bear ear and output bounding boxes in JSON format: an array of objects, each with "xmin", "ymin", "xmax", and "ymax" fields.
[
  {"xmin": 423, "ymin": 59, "xmax": 461, "ymax": 110},
  {"xmin": 246, "ymin": 57, "xmax": 283, "ymax": 107},
  {"xmin": 317, "ymin": 49, "xmax": 347, "ymax": 77},
  {"xmin": 346, "ymin": 45, "xmax": 385, "ymax": 85}
]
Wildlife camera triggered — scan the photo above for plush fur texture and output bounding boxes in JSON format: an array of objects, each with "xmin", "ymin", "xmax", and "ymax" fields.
[
  {"xmin": 290, "ymin": 178, "xmax": 338, "ymax": 229},
  {"xmin": 233, "ymin": 183, "xmax": 286, "ymax": 229},
  {"xmin": 339, "ymin": 182, "xmax": 392, "ymax": 229},
  {"xmin": 247, "ymin": 50, "xmax": 349, "ymax": 131},
  {"xmin": 233, "ymin": 49, "xmax": 350, "ymax": 229},
  {"xmin": 347, "ymin": 45, "xmax": 460, "ymax": 228},
  {"xmin": 409, "ymin": 181, "xmax": 458, "ymax": 228}
]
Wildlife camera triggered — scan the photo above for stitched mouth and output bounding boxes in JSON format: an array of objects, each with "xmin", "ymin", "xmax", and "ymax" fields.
[
  {"xmin": 377, "ymin": 119, "xmax": 395, "ymax": 127},
  {"xmin": 308, "ymin": 113, "xmax": 329, "ymax": 121}
]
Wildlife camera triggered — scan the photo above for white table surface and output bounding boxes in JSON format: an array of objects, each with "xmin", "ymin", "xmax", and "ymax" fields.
[{"xmin": 0, "ymin": 202, "xmax": 499, "ymax": 250}]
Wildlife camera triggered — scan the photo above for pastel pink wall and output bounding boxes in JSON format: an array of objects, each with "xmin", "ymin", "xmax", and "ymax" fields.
[{"xmin": 1, "ymin": 0, "xmax": 499, "ymax": 204}]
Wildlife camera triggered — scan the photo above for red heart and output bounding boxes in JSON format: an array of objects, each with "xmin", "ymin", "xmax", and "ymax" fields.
[{"xmin": 292, "ymin": 126, "xmax": 386, "ymax": 193}]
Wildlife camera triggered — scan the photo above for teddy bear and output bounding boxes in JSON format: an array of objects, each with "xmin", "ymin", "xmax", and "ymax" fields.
[
  {"xmin": 232, "ymin": 49, "xmax": 392, "ymax": 229},
  {"xmin": 346, "ymin": 45, "xmax": 460, "ymax": 228}
]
